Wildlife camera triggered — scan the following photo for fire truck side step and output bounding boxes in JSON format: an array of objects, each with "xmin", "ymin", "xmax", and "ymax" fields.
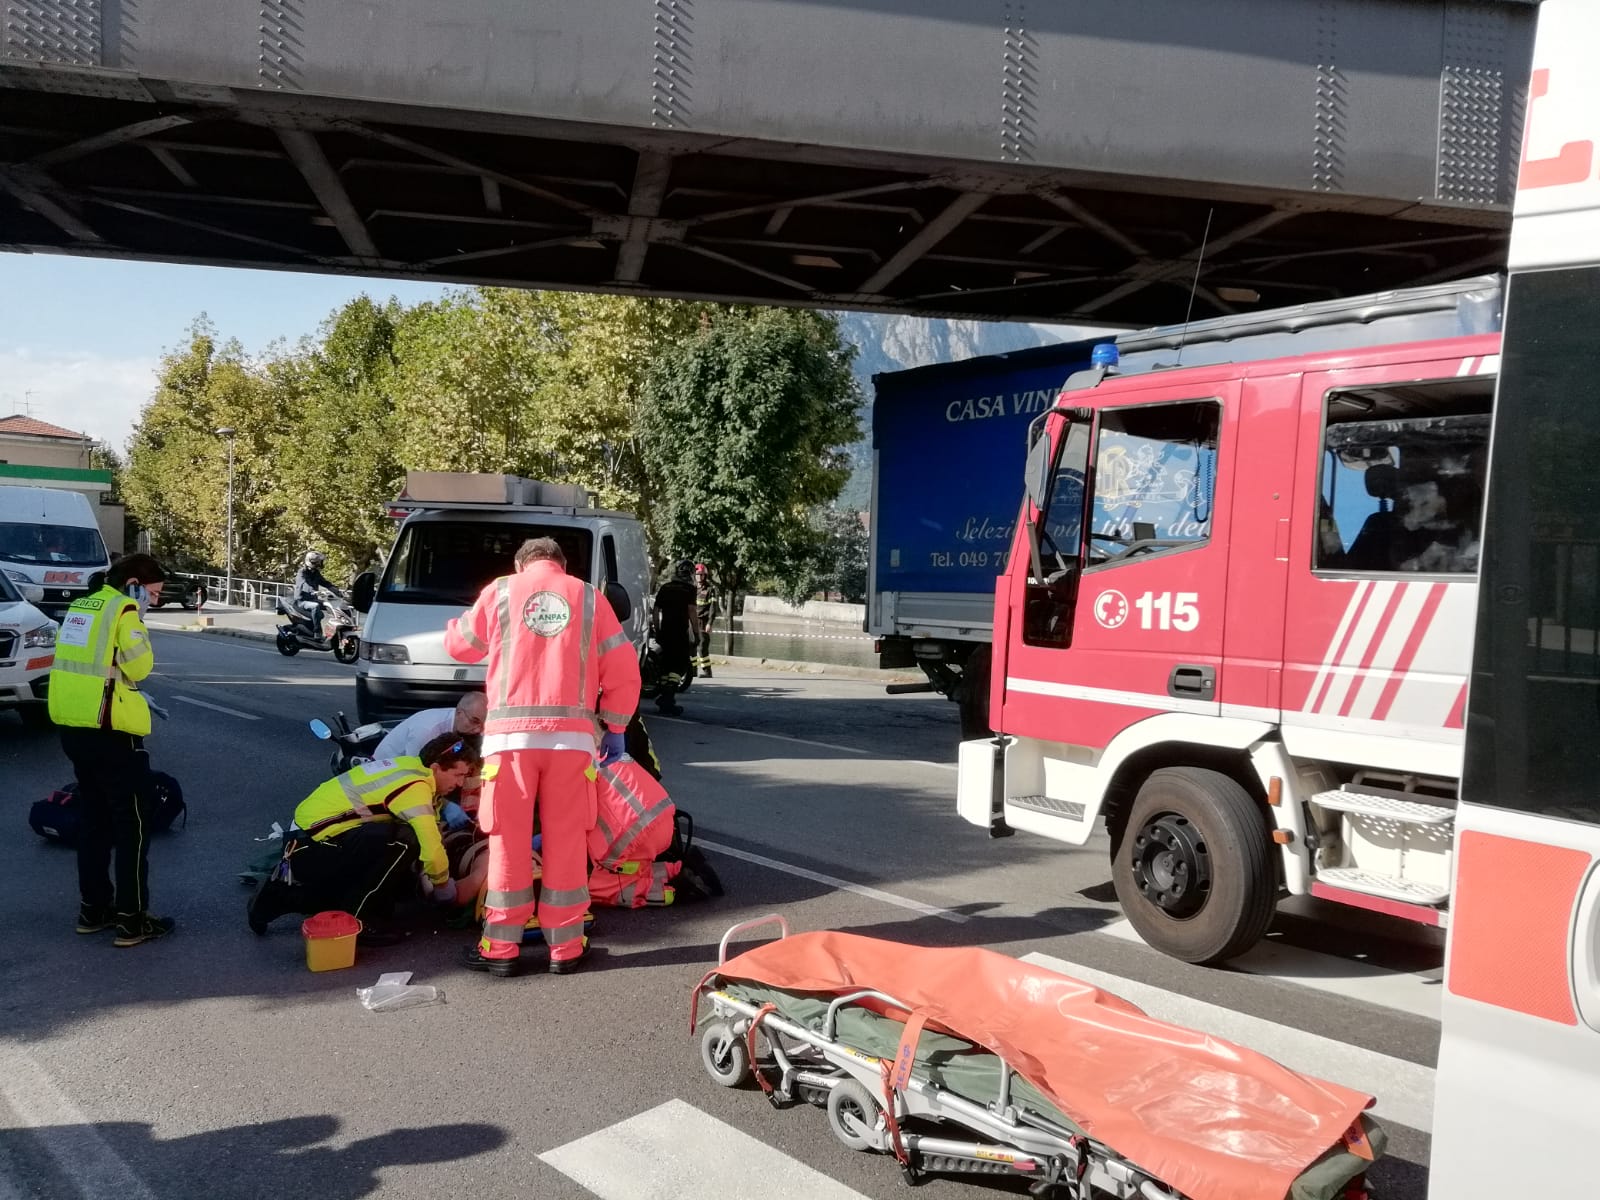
[
  {"xmin": 1314, "ymin": 867, "xmax": 1450, "ymax": 905},
  {"xmin": 1310, "ymin": 789, "xmax": 1456, "ymax": 826},
  {"xmin": 1008, "ymin": 794, "xmax": 1087, "ymax": 821}
]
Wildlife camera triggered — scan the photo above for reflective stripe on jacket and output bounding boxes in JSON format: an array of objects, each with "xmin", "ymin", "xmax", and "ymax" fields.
[
  {"xmin": 47, "ymin": 586, "xmax": 154, "ymax": 735},
  {"xmin": 292, "ymin": 757, "xmax": 450, "ymax": 884},
  {"xmin": 587, "ymin": 757, "xmax": 675, "ymax": 868},
  {"xmin": 444, "ymin": 559, "xmax": 642, "ymax": 741}
]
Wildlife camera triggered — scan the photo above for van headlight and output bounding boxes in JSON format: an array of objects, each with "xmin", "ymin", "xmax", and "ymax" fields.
[
  {"xmin": 363, "ymin": 641, "xmax": 410, "ymax": 665},
  {"xmin": 3, "ymin": 569, "xmax": 28, "ymax": 584},
  {"xmin": 23, "ymin": 624, "xmax": 56, "ymax": 649}
]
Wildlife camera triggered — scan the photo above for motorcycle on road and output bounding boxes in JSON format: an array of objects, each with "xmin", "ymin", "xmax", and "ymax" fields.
[
  {"xmin": 275, "ymin": 592, "xmax": 360, "ymax": 664},
  {"xmin": 308, "ymin": 711, "xmax": 388, "ymax": 775}
]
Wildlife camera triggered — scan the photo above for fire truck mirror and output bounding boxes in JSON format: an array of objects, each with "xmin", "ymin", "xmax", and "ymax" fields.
[{"xmin": 1024, "ymin": 427, "xmax": 1054, "ymax": 512}]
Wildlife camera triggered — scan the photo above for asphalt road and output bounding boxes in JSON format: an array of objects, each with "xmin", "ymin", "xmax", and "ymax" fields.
[{"xmin": 0, "ymin": 629, "xmax": 1444, "ymax": 1200}]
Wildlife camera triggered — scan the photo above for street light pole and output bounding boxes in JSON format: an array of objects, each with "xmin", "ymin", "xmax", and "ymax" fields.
[{"xmin": 215, "ymin": 427, "xmax": 236, "ymax": 607}]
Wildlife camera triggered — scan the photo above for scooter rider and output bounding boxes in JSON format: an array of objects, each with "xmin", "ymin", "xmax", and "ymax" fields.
[{"xmin": 294, "ymin": 551, "xmax": 345, "ymax": 634}]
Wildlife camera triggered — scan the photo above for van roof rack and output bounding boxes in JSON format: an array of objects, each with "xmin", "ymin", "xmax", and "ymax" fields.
[{"xmin": 389, "ymin": 471, "xmax": 598, "ymax": 512}]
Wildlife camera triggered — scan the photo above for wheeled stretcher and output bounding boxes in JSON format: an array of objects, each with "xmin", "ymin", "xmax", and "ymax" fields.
[{"xmin": 692, "ymin": 918, "xmax": 1385, "ymax": 1200}]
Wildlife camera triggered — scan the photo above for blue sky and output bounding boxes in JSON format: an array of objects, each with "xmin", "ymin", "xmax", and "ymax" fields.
[{"xmin": 0, "ymin": 252, "xmax": 452, "ymax": 451}]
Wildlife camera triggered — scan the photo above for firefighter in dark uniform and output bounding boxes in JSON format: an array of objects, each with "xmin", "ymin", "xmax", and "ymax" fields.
[
  {"xmin": 693, "ymin": 562, "xmax": 715, "ymax": 678},
  {"xmin": 650, "ymin": 560, "xmax": 701, "ymax": 716}
]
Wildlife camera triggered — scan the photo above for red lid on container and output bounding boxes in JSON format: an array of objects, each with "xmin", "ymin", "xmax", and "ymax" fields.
[{"xmin": 302, "ymin": 910, "xmax": 361, "ymax": 938}]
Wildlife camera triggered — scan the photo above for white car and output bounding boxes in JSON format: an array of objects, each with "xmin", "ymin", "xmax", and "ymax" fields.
[{"xmin": 0, "ymin": 569, "xmax": 57, "ymax": 727}]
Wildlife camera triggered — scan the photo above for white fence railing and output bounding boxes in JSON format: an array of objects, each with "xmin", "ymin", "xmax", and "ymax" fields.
[{"xmin": 187, "ymin": 572, "xmax": 296, "ymax": 612}]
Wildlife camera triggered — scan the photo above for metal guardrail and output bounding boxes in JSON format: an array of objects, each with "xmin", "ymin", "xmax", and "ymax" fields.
[{"xmin": 186, "ymin": 572, "xmax": 295, "ymax": 612}]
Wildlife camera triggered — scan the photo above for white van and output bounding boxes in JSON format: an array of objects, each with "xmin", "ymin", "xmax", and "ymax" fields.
[
  {"xmin": 0, "ymin": 486, "xmax": 111, "ymax": 621},
  {"xmin": 0, "ymin": 567, "xmax": 57, "ymax": 726},
  {"xmin": 350, "ymin": 473, "xmax": 652, "ymax": 724}
]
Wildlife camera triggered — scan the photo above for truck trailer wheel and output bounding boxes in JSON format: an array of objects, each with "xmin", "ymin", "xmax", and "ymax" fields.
[
  {"xmin": 1111, "ymin": 766, "xmax": 1275, "ymax": 965},
  {"xmin": 958, "ymin": 644, "xmax": 992, "ymax": 740}
]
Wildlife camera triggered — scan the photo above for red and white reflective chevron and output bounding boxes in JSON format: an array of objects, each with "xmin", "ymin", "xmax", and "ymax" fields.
[{"xmin": 1298, "ymin": 580, "xmax": 1474, "ymax": 729}]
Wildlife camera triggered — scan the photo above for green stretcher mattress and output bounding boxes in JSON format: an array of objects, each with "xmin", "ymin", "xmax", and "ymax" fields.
[{"xmin": 724, "ymin": 981, "xmax": 1386, "ymax": 1200}]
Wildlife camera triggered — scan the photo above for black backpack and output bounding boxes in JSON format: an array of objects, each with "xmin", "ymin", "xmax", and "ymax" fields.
[{"xmin": 29, "ymin": 774, "xmax": 187, "ymax": 847}]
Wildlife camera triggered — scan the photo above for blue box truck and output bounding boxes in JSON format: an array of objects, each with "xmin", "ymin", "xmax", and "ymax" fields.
[{"xmin": 867, "ymin": 337, "xmax": 1110, "ymax": 738}]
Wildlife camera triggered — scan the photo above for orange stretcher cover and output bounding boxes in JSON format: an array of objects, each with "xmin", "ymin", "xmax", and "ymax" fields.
[{"xmin": 712, "ymin": 932, "xmax": 1372, "ymax": 1200}]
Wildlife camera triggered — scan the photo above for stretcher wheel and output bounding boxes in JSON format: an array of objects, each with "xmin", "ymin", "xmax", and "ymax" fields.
[
  {"xmin": 700, "ymin": 1021, "xmax": 749, "ymax": 1087},
  {"xmin": 826, "ymin": 1079, "xmax": 881, "ymax": 1152}
]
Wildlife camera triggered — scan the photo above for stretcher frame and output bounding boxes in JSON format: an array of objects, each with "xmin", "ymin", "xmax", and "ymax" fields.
[{"xmin": 694, "ymin": 916, "xmax": 1184, "ymax": 1199}]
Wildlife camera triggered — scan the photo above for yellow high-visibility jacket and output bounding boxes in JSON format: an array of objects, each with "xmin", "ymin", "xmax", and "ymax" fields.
[
  {"xmin": 48, "ymin": 586, "xmax": 155, "ymax": 735},
  {"xmin": 292, "ymin": 758, "xmax": 449, "ymax": 885}
]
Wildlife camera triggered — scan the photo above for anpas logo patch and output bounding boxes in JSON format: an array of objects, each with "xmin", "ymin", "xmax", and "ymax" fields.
[{"xmin": 521, "ymin": 591, "xmax": 572, "ymax": 637}]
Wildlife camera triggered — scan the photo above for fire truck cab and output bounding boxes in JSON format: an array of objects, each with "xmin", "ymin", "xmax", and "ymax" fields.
[{"xmin": 958, "ymin": 278, "xmax": 1503, "ymax": 964}]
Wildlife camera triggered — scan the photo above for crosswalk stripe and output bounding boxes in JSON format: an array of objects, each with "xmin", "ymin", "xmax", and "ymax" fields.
[
  {"xmin": 1098, "ymin": 918, "xmax": 1444, "ymax": 1023},
  {"xmin": 539, "ymin": 1097, "xmax": 872, "ymax": 1200},
  {"xmin": 0, "ymin": 1043, "xmax": 158, "ymax": 1200},
  {"xmin": 1021, "ymin": 951, "xmax": 1436, "ymax": 1133}
]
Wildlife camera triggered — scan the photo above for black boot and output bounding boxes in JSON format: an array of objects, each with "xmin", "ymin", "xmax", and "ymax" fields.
[
  {"xmin": 462, "ymin": 944, "xmax": 524, "ymax": 978},
  {"xmin": 247, "ymin": 879, "xmax": 295, "ymax": 935}
]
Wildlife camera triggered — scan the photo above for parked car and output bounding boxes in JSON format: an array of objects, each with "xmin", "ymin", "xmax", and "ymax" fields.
[
  {"xmin": 150, "ymin": 573, "xmax": 207, "ymax": 611},
  {"xmin": 0, "ymin": 567, "xmax": 56, "ymax": 727}
]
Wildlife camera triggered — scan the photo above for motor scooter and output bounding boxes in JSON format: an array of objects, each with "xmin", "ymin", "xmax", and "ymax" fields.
[
  {"xmin": 308, "ymin": 710, "xmax": 388, "ymax": 775},
  {"xmin": 275, "ymin": 592, "xmax": 361, "ymax": 664}
]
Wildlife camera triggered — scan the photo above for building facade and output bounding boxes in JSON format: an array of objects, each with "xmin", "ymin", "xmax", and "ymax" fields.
[{"xmin": 0, "ymin": 416, "xmax": 125, "ymax": 555}]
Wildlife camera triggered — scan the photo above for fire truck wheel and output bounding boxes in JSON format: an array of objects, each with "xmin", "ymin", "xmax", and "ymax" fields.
[
  {"xmin": 959, "ymin": 644, "xmax": 993, "ymax": 740},
  {"xmin": 1112, "ymin": 766, "xmax": 1276, "ymax": 965}
]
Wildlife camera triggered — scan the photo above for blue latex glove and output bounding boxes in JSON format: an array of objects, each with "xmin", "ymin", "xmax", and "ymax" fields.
[
  {"xmin": 440, "ymin": 801, "xmax": 470, "ymax": 832},
  {"xmin": 599, "ymin": 730, "xmax": 626, "ymax": 765},
  {"xmin": 432, "ymin": 878, "xmax": 458, "ymax": 905},
  {"xmin": 532, "ymin": 834, "xmax": 542, "ymax": 852}
]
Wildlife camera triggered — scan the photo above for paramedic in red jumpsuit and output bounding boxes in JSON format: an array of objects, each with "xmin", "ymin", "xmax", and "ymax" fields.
[{"xmin": 445, "ymin": 537, "xmax": 641, "ymax": 976}]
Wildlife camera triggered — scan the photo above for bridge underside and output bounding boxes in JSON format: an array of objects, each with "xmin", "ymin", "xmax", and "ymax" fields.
[{"xmin": 0, "ymin": 1, "xmax": 1534, "ymax": 325}]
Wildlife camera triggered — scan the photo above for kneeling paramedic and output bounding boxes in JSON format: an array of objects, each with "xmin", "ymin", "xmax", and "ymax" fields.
[
  {"xmin": 247, "ymin": 734, "xmax": 479, "ymax": 943},
  {"xmin": 589, "ymin": 753, "xmax": 679, "ymax": 907},
  {"xmin": 445, "ymin": 536, "xmax": 641, "ymax": 977},
  {"xmin": 49, "ymin": 553, "xmax": 174, "ymax": 948},
  {"xmin": 589, "ymin": 728, "xmax": 722, "ymax": 907}
]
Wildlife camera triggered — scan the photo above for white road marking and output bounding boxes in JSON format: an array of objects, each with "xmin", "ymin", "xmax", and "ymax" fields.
[
  {"xmin": 1099, "ymin": 918, "xmax": 1443, "ymax": 1022},
  {"xmin": 172, "ymin": 694, "xmax": 261, "ymax": 721},
  {"xmin": 698, "ymin": 838, "xmax": 969, "ymax": 924},
  {"xmin": 654, "ymin": 716, "xmax": 869, "ymax": 756},
  {"xmin": 0, "ymin": 1043, "xmax": 159, "ymax": 1200},
  {"xmin": 1021, "ymin": 951, "xmax": 1436, "ymax": 1132},
  {"xmin": 660, "ymin": 717, "xmax": 957, "ymax": 769},
  {"xmin": 540, "ymin": 1098, "xmax": 871, "ymax": 1200}
]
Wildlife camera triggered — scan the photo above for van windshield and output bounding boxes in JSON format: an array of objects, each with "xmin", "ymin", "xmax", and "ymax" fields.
[
  {"xmin": 378, "ymin": 521, "xmax": 594, "ymax": 608},
  {"xmin": 0, "ymin": 522, "xmax": 108, "ymax": 567}
]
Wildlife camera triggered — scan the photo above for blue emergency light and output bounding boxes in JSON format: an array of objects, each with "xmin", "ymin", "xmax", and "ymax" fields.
[{"xmin": 1091, "ymin": 343, "xmax": 1120, "ymax": 368}]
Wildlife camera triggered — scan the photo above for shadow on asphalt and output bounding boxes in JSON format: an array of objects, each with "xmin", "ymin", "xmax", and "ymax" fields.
[{"xmin": 0, "ymin": 1117, "xmax": 506, "ymax": 1199}]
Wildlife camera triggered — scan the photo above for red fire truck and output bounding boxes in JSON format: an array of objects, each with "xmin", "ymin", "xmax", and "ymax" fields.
[{"xmin": 957, "ymin": 278, "xmax": 1503, "ymax": 965}]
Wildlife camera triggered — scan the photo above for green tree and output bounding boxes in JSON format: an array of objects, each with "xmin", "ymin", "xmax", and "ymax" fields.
[
  {"xmin": 123, "ymin": 323, "xmax": 291, "ymax": 578},
  {"xmin": 389, "ymin": 289, "xmax": 562, "ymax": 478},
  {"xmin": 536, "ymin": 292, "xmax": 716, "ymax": 528},
  {"xmin": 640, "ymin": 307, "xmax": 862, "ymax": 604},
  {"xmin": 271, "ymin": 296, "xmax": 409, "ymax": 581}
]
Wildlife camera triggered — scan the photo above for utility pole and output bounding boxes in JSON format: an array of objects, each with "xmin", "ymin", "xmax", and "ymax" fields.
[{"xmin": 215, "ymin": 427, "xmax": 236, "ymax": 606}]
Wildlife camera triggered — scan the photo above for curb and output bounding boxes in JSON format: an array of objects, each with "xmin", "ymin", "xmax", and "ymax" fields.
[{"xmin": 184, "ymin": 624, "xmax": 279, "ymax": 645}]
